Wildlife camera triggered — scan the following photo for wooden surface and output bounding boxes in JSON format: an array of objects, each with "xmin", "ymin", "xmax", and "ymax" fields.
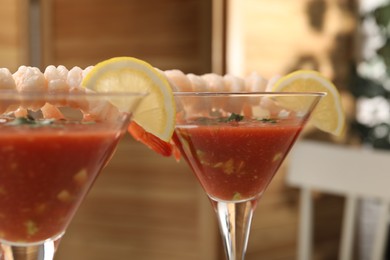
[
  {"xmin": 0, "ymin": 0, "xmax": 29, "ymax": 70},
  {"xmin": 40, "ymin": 0, "xmax": 212, "ymax": 73},
  {"xmin": 226, "ymin": 0, "xmax": 357, "ymax": 89}
]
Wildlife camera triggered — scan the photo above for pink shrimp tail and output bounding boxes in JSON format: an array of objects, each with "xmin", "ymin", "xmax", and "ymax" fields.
[
  {"xmin": 128, "ymin": 121, "xmax": 177, "ymax": 158},
  {"xmin": 170, "ymin": 133, "xmax": 181, "ymax": 162},
  {"xmin": 41, "ymin": 103, "xmax": 65, "ymax": 119}
]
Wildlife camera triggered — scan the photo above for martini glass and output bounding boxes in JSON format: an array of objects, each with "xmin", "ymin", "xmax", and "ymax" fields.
[
  {"xmin": 0, "ymin": 90, "xmax": 145, "ymax": 260},
  {"xmin": 172, "ymin": 92, "xmax": 324, "ymax": 260}
]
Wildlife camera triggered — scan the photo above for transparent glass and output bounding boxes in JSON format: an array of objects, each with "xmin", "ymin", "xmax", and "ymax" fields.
[
  {"xmin": 0, "ymin": 90, "xmax": 145, "ymax": 260},
  {"xmin": 172, "ymin": 92, "xmax": 325, "ymax": 260}
]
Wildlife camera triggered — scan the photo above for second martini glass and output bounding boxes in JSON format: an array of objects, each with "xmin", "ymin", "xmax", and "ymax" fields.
[
  {"xmin": 172, "ymin": 92, "xmax": 324, "ymax": 260},
  {"xmin": 0, "ymin": 90, "xmax": 145, "ymax": 260}
]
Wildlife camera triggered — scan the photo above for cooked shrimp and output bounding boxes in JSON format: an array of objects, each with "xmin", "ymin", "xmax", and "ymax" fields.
[
  {"xmin": 245, "ymin": 72, "xmax": 267, "ymax": 92},
  {"xmin": 83, "ymin": 92, "xmax": 121, "ymax": 122},
  {"xmin": 201, "ymin": 73, "xmax": 226, "ymax": 110},
  {"xmin": 186, "ymin": 73, "xmax": 209, "ymax": 112},
  {"xmin": 129, "ymin": 69, "xmax": 280, "ymax": 160},
  {"xmin": 66, "ymin": 66, "xmax": 83, "ymax": 88},
  {"xmin": 265, "ymin": 75, "xmax": 281, "ymax": 91},
  {"xmin": 201, "ymin": 73, "xmax": 224, "ymax": 92},
  {"xmin": 44, "ymin": 65, "xmax": 69, "ymax": 94},
  {"xmin": 186, "ymin": 73, "xmax": 207, "ymax": 92},
  {"xmin": 0, "ymin": 65, "xmax": 120, "ymax": 123},
  {"xmin": 44, "ymin": 65, "xmax": 70, "ymax": 109},
  {"xmin": 56, "ymin": 65, "xmax": 69, "ymax": 80},
  {"xmin": 41, "ymin": 103, "xmax": 65, "ymax": 120},
  {"xmin": 223, "ymin": 74, "xmax": 246, "ymax": 113},
  {"xmin": 13, "ymin": 66, "xmax": 47, "ymax": 111},
  {"xmin": 82, "ymin": 66, "xmax": 94, "ymax": 78},
  {"xmin": 128, "ymin": 121, "xmax": 174, "ymax": 157},
  {"xmin": 243, "ymin": 72, "xmax": 268, "ymax": 113},
  {"xmin": 0, "ymin": 68, "xmax": 17, "ymax": 113},
  {"xmin": 259, "ymin": 75, "xmax": 286, "ymax": 117},
  {"xmin": 164, "ymin": 70, "xmax": 192, "ymax": 92},
  {"xmin": 14, "ymin": 107, "xmax": 28, "ymax": 118},
  {"xmin": 13, "ymin": 66, "xmax": 47, "ymax": 93},
  {"xmin": 0, "ymin": 68, "xmax": 16, "ymax": 90},
  {"xmin": 224, "ymin": 74, "xmax": 245, "ymax": 92},
  {"xmin": 65, "ymin": 66, "xmax": 120, "ymax": 121}
]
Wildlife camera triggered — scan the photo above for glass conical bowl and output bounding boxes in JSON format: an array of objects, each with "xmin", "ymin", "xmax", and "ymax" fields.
[
  {"xmin": 0, "ymin": 90, "xmax": 145, "ymax": 260},
  {"xmin": 172, "ymin": 92, "xmax": 325, "ymax": 260}
]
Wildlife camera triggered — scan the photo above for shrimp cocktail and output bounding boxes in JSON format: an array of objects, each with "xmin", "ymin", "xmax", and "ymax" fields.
[
  {"xmin": 0, "ymin": 57, "xmax": 174, "ymax": 260},
  {"xmin": 128, "ymin": 68, "xmax": 345, "ymax": 260}
]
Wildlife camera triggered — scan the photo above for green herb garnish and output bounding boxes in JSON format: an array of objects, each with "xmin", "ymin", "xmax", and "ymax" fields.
[
  {"xmin": 6, "ymin": 117, "xmax": 55, "ymax": 127},
  {"xmin": 225, "ymin": 113, "xmax": 244, "ymax": 122},
  {"xmin": 259, "ymin": 118, "xmax": 277, "ymax": 124},
  {"xmin": 193, "ymin": 113, "xmax": 244, "ymax": 124},
  {"xmin": 6, "ymin": 117, "xmax": 34, "ymax": 126},
  {"xmin": 194, "ymin": 117, "xmax": 214, "ymax": 124}
]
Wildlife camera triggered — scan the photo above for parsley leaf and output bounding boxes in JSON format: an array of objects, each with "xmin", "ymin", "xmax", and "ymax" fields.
[
  {"xmin": 226, "ymin": 113, "xmax": 244, "ymax": 122},
  {"xmin": 259, "ymin": 118, "xmax": 277, "ymax": 124},
  {"xmin": 6, "ymin": 117, "xmax": 55, "ymax": 127}
]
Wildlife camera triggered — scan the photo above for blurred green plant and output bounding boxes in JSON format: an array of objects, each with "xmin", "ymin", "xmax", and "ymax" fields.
[
  {"xmin": 375, "ymin": 4, "xmax": 390, "ymax": 72},
  {"xmin": 353, "ymin": 2, "xmax": 390, "ymax": 149}
]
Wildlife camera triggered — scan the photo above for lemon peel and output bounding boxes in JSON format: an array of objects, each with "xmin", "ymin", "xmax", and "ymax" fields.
[
  {"xmin": 272, "ymin": 70, "xmax": 345, "ymax": 136},
  {"xmin": 82, "ymin": 57, "xmax": 175, "ymax": 141}
]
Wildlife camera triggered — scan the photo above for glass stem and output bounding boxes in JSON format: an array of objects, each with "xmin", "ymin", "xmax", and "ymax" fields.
[
  {"xmin": 0, "ymin": 237, "xmax": 61, "ymax": 260},
  {"xmin": 213, "ymin": 199, "xmax": 256, "ymax": 260}
]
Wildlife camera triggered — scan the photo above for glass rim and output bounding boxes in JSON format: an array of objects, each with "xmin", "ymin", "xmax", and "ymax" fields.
[
  {"xmin": 172, "ymin": 91, "xmax": 327, "ymax": 97},
  {"xmin": 0, "ymin": 90, "xmax": 148, "ymax": 99}
]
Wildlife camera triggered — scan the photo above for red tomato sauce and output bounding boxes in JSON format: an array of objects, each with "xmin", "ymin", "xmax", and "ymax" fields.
[
  {"xmin": 174, "ymin": 119, "xmax": 303, "ymax": 201},
  {"xmin": 0, "ymin": 123, "xmax": 121, "ymax": 243}
]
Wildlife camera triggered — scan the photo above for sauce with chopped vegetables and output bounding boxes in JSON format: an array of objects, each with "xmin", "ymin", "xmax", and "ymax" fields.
[
  {"xmin": 0, "ymin": 121, "xmax": 121, "ymax": 243},
  {"xmin": 174, "ymin": 117, "xmax": 304, "ymax": 201}
]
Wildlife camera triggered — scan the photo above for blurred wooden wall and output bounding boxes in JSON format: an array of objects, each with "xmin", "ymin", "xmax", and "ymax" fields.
[
  {"xmin": 0, "ymin": 0, "xmax": 29, "ymax": 70},
  {"xmin": 40, "ymin": 0, "xmax": 212, "ymax": 74},
  {"xmin": 0, "ymin": 0, "xmax": 358, "ymax": 259},
  {"xmin": 227, "ymin": 0, "xmax": 357, "ymax": 91}
]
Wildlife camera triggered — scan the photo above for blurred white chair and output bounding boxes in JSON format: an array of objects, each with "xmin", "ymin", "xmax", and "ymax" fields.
[{"xmin": 286, "ymin": 140, "xmax": 390, "ymax": 260}]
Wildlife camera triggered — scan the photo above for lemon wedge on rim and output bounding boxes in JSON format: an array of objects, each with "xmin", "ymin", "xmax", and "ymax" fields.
[
  {"xmin": 272, "ymin": 70, "xmax": 345, "ymax": 136},
  {"xmin": 82, "ymin": 57, "xmax": 175, "ymax": 142}
]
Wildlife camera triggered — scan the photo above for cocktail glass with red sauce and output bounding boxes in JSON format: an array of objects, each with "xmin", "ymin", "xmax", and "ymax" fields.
[
  {"xmin": 173, "ymin": 92, "xmax": 324, "ymax": 260},
  {"xmin": 0, "ymin": 91, "xmax": 144, "ymax": 260}
]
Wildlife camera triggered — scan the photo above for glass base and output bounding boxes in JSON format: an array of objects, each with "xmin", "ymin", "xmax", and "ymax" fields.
[{"xmin": 0, "ymin": 233, "xmax": 64, "ymax": 260}]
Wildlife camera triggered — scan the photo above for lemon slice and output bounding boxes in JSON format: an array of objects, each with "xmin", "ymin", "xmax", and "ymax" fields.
[
  {"xmin": 272, "ymin": 70, "xmax": 345, "ymax": 136},
  {"xmin": 82, "ymin": 57, "xmax": 175, "ymax": 142}
]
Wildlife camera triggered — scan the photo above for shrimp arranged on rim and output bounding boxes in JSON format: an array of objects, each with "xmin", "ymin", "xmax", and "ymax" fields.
[
  {"xmin": 128, "ymin": 69, "xmax": 273, "ymax": 158},
  {"xmin": 0, "ymin": 65, "xmax": 120, "ymax": 122},
  {"xmin": 1, "ymin": 64, "xmax": 275, "ymax": 159}
]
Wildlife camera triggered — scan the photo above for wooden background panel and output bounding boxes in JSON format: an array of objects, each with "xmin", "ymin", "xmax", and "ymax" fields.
[
  {"xmin": 227, "ymin": 0, "xmax": 357, "ymax": 89},
  {"xmin": 41, "ymin": 0, "xmax": 212, "ymax": 74},
  {"xmin": 0, "ymin": 0, "xmax": 29, "ymax": 70}
]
